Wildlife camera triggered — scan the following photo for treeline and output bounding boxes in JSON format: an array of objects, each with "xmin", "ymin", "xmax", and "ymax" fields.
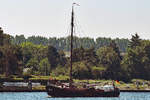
[
  {"xmin": 10, "ymin": 35, "xmax": 129, "ymax": 52},
  {"xmin": 1, "ymin": 27, "xmax": 150, "ymax": 82}
]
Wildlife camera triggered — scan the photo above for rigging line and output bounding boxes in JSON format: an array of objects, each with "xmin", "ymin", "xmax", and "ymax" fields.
[
  {"xmin": 74, "ymin": 18, "xmax": 82, "ymax": 48},
  {"xmin": 65, "ymin": 15, "xmax": 71, "ymax": 51},
  {"xmin": 75, "ymin": 15, "xmax": 85, "ymax": 38},
  {"xmin": 74, "ymin": 14, "xmax": 81, "ymax": 37},
  {"xmin": 74, "ymin": 16, "xmax": 80, "ymax": 37},
  {"xmin": 72, "ymin": 2, "xmax": 80, "ymax": 48},
  {"xmin": 74, "ymin": 12, "xmax": 85, "ymax": 48},
  {"xmin": 73, "ymin": 9, "xmax": 81, "ymax": 49},
  {"xmin": 73, "ymin": 13, "xmax": 77, "ymax": 49},
  {"xmin": 73, "ymin": 6, "xmax": 85, "ymax": 39},
  {"xmin": 74, "ymin": 24, "xmax": 78, "ymax": 49},
  {"xmin": 72, "ymin": 5, "xmax": 85, "ymax": 40}
]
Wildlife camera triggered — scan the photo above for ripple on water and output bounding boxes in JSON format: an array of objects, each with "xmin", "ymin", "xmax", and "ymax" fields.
[{"xmin": 0, "ymin": 92, "xmax": 150, "ymax": 100}]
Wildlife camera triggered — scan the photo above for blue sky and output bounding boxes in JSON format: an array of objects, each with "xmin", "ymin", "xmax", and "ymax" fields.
[{"xmin": 0, "ymin": 0, "xmax": 150, "ymax": 39}]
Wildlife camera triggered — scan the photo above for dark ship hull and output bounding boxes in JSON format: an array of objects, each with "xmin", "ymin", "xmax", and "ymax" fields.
[{"xmin": 46, "ymin": 85, "xmax": 120, "ymax": 97}]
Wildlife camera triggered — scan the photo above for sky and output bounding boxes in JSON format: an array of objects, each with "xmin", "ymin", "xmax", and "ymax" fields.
[{"xmin": 0, "ymin": 0, "xmax": 150, "ymax": 39}]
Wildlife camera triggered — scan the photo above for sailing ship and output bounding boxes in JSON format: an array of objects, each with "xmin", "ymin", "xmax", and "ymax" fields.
[{"xmin": 46, "ymin": 3, "xmax": 120, "ymax": 97}]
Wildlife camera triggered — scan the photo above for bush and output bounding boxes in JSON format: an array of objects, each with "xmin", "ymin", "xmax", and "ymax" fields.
[
  {"xmin": 51, "ymin": 65, "xmax": 69, "ymax": 77},
  {"xmin": 72, "ymin": 62, "xmax": 91, "ymax": 79},
  {"xmin": 91, "ymin": 66, "xmax": 106, "ymax": 79}
]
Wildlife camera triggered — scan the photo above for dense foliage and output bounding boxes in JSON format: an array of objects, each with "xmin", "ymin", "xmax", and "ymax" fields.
[
  {"xmin": 0, "ymin": 27, "xmax": 150, "ymax": 82},
  {"xmin": 0, "ymin": 28, "xmax": 23, "ymax": 76},
  {"xmin": 11, "ymin": 35, "xmax": 129, "ymax": 52}
]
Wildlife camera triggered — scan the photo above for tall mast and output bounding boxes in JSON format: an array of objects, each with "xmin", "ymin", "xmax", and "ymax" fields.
[{"xmin": 70, "ymin": 4, "xmax": 74, "ymax": 87}]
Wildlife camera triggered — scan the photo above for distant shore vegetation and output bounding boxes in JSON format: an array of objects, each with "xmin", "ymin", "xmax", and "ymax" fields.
[{"xmin": 0, "ymin": 27, "xmax": 150, "ymax": 82}]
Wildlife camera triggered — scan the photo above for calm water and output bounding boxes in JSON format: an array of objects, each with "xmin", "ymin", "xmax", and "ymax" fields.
[{"xmin": 0, "ymin": 92, "xmax": 150, "ymax": 100}]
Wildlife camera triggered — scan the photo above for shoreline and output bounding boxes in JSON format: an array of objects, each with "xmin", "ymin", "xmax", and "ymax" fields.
[
  {"xmin": 0, "ymin": 89, "xmax": 150, "ymax": 92},
  {"xmin": 120, "ymin": 90, "xmax": 150, "ymax": 92}
]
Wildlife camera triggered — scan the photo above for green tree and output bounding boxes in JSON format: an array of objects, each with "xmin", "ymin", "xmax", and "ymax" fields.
[
  {"xmin": 96, "ymin": 46, "xmax": 121, "ymax": 79},
  {"xmin": 109, "ymin": 40, "xmax": 122, "ymax": 60},
  {"xmin": 26, "ymin": 58, "xmax": 39, "ymax": 74},
  {"xmin": 122, "ymin": 40, "xmax": 150, "ymax": 80},
  {"xmin": 20, "ymin": 42, "xmax": 34, "ymax": 65},
  {"xmin": 20, "ymin": 42, "xmax": 48, "ymax": 66},
  {"xmin": 72, "ymin": 62, "xmax": 91, "ymax": 79},
  {"xmin": 0, "ymin": 27, "xmax": 23, "ymax": 76},
  {"xmin": 91, "ymin": 66, "xmax": 106, "ymax": 79},
  {"xmin": 72, "ymin": 46, "xmax": 84, "ymax": 62},
  {"xmin": 0, "ymin": 27, "xmax": 4, "ymax": 46},
  {"xmin": 51, "ymin": 65, "xmax": 68, "ymax": 76},
  {"xmin": 129, "ymin": 33, "xmax": 141, "ymax": 48},
  {"xmin": 14, "ymin": 35, "xmax": 26, "ymax": 44},
  {"xmin": 58, "ymin": 50, "xmax": 67, "ymax": 66},
  {"xmin": 47, "ymin": 45, "xmax": 60, "ymax": 68},
  {"xmin": 73, "ymin": 47, "xmax": 98, "ymax": 66},
  {"xmin": 39, "ymin": 58, "xmax": 51, "ymax": 76},
  {"xmin": 0, "ymin": 45, "xmax": 23, "ymax": 76}
]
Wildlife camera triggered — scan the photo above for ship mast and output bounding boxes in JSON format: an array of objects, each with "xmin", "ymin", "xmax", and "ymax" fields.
[
  {"xmin": 69, "ymin": 4, "xmax": 74, "ymax": 87},
  {"xmin": 70, "ymin": 3, "xmax": 79, "ymax": 87}
]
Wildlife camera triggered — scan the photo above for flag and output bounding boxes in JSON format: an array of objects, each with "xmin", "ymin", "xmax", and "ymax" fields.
[
  {"xmin": 49, "ymin": 76, "xmax": 53, "ymax": 80},
  {"xmin": 73, "ymin": 3, "xmax": 80, "ymax": 6},
  {"xmin": 115, "ymin": 80, "xmax": 120, "ymax": 84}
]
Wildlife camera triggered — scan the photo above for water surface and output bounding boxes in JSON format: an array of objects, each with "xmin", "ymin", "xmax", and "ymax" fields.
[{"xmin": 0, "ymin": 92, "xmax": 150, "ymax": 100}]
